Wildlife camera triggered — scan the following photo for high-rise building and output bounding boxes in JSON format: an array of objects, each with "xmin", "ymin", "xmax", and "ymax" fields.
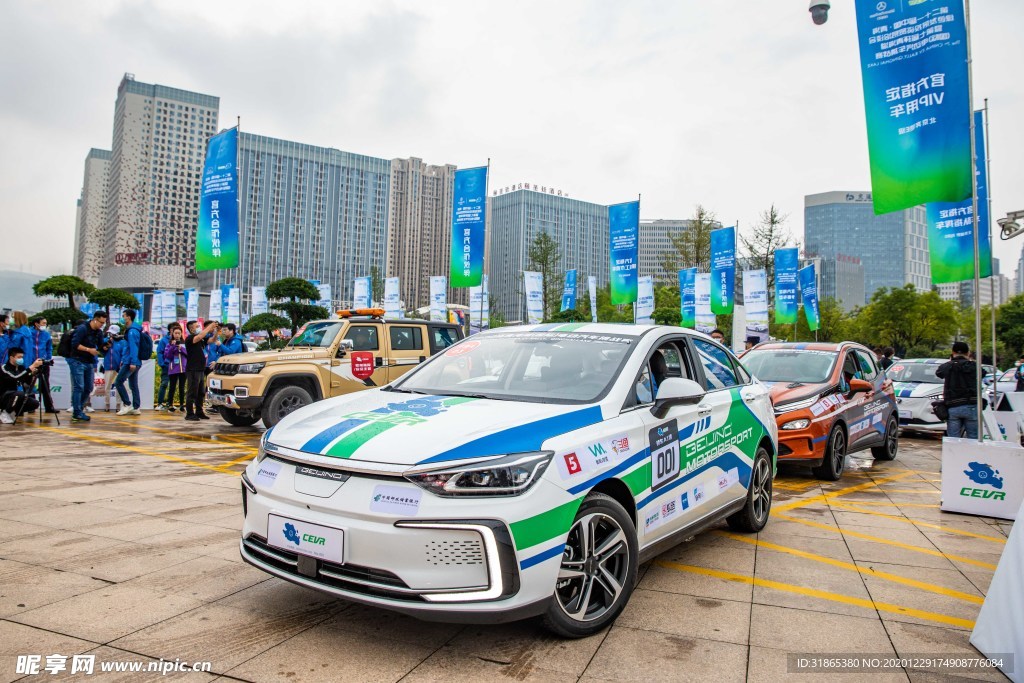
[
  {"xmin": 487, "ymin": 189, "xmax": 609, "ymax": 322},
  {"xmin": 198, "ymin": 132, "xmax": 391, "ymax": 312},
  {"xmin": 99, "ymin": 74, "xmax": 219, "ymax": 290},
  {"xmin": 803, "ymin": 253, "xmax": 866, "ymax": 311},
  {"xmin": 73, "ymin": 149, "xmax": 111, "ymax": 285},
  {"xmin": 385, "ymin": 158, "xmax": 462, "ymax": 312},
  {"xmin": 638, "ymin": 219, "xmax": 699, "ymax": 283},
  {"xmin": 937, "ymin": 258, "xmax": 1013, "ymax": 308},
  {"xmin": 804, "ymin": 191, "xmax": 930, "ymax": 303}
]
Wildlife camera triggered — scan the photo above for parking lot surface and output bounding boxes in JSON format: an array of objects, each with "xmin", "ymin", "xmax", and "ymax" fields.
[{"xmin": 0, "ymin": 411, "xmax": 1012, "ymax": 682}]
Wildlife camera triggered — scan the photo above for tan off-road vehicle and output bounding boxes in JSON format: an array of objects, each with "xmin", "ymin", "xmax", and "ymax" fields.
[{"xmin": 207, "ymin": 310, "xmax": 464, "ymax": 427}]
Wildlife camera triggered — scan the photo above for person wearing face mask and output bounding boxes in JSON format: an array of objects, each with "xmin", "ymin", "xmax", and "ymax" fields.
[
  {"xmin": 1014, "ymin": 356, "xmax": 1024, "ymax": 393},
  {"xmin": 0, "ymin": 347, "xmax": 42, "ymax": 424}
]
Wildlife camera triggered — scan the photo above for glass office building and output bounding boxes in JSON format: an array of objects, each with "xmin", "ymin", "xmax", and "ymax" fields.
[
  {"xmin": 487, "ymin": 188, "xmax": 609, "ymax": 322},
  {"xmin": 198, "ymin": 133, "xmax": 391, "ymax": 313},
  {"xmin": 804, "ymin": 191, "xmax": 930, "ymax": 304}
]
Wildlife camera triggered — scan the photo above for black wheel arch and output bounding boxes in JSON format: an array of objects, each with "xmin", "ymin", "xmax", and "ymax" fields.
[
  {"xmin": 589, "ymin": 478, "xmax": 638, "ymax": 530},
  {"xmin": 265, "ymin": 373, "xmax": 323, "ymax": 402}
]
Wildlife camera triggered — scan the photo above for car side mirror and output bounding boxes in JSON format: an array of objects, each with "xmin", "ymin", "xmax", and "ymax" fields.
[
  {"xmin": 336, "ymin": 339, "xmax": 354, "ymax": 358},
  {"xmin": 651, "ymin": 378, "xmax": 706, "ymax": 418},
  {"xmin": 849, "ymin": 378, "xmax": 873, "ymax": 393}
]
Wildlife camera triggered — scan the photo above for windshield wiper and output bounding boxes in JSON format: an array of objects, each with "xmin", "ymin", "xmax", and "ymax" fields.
[
  {"xmin": 381, "ymin": 387, "xmax": 428, "ymax": 394},
  {"xmin": 787, "ymin": 381, "xmax": 805, "ymax": 388},
  {"xmin": 444, "ymin": 392, "xmax": 510, "ymax": 401}
]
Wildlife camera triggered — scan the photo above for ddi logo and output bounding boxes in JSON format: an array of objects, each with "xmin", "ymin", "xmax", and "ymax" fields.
[{"xmin": 563, "ymin": 453, "xmax": 582, "ymax": 475}]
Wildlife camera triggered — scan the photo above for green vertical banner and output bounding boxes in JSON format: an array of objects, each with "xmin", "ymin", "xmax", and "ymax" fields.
[
  {"xmin": 609, "ymin": 201, "xmax": 639, "ymax": 305},
  {"xmin": 854, "ymin": 0, "xmax": 971, "ymax": 214},
  {"xmin": 679, "ymin": 268, "xmax": 696, "ymax": 328},
  {"xmin": 710, "ymin": 226, "xmax": 735, "ymax": 315},
  {"xmin": 196, "ymin": 128, "xmax": 239, "ymax": 271},
  {"xmin": 799, "ymin": 265, "xmax": 820, "ymax": 332},
  {"xmin": 927, "ymin": 110, "xmax": 992, "ymax": 284},
  {"xmin": 774, "ymin": 248, "xmax": 799, "ymax": 324},
  {"xmin": 450, "ymin": 166, "xmax": 487, "ymax": 287}
]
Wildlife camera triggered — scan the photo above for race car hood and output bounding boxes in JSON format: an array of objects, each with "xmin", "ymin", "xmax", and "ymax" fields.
[
  {"xmin": 266, "ymin": 389, "xmax": 605, "ymax": 467},
  {"xmin": 764, "ymin": 381, "xmax": 831, "ymax": 409},
  {"xmin": 893, "ymin": 381, "xmax": 943, "ymax": 399},
  {"xmin": 218, "ymin": 348, "xmax": 328, "ymax": 364}
]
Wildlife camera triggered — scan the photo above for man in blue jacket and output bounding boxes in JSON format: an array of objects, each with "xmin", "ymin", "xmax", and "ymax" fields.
[
  {"xmin": 155, "ymin": 323, "xmax": 180, "ymax": 411},
  {"xmin": 114, "ymin": 309, "xmax": 143, "ymax": 415},
  {"xmin": 19, "ymin": 315, "xmax": 56, "ymax": 413},
  {"xmin": 68, "ymin": 311, "xmax": 108, "ymax": 422},
  {"xmin": 0, "ymin": 314, "xmax": 11, "ymax": 365},
  {"xmin": 217, "ymin": 323, "xmax": 246, "ymax": 357}
]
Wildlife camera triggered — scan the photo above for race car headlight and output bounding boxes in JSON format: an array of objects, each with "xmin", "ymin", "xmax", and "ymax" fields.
[
  {"xmin": 236, "ymin": 362, "xmax": 265, "ymax": 374},
  {"xmin": 405, "ymin": 451, "xmax": 553, "ymax": 497},
  {"xmin": 781, "ymin": 419, "xmax": 811, "ymax": 430}
]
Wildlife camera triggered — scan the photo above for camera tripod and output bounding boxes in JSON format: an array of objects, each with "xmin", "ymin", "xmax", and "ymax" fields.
[{"xmin": 11, "ymin": 366, "xmax": 59, "ymax": 426}]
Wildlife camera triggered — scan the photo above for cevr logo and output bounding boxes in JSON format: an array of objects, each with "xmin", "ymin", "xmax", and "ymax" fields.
[{"xmin": 959, "ymin": 462, "xmax": 1006, "ymax": 500}]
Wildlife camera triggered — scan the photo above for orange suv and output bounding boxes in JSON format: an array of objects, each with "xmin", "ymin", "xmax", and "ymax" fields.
[{"xmin": 741, "ymin": 342, "xmax": 898, "ymax": 480}]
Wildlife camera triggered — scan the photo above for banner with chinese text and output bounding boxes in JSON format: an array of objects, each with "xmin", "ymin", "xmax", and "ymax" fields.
[
  {"xmin": 196, "ymin": 128, "xmax": 239, "ymax": 271},
  {"xmin": 450, "ymin": 166, "xmax": 487, "ymax": 287}
]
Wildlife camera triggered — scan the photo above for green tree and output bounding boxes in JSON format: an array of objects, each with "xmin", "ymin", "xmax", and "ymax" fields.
[
  {"xmin": 739, "ymin": 204, "xmax": 794, "ymax": 295},
  {"xmin": 996, "ymin": 294, "xmax": 1024, "ymax": 357},
  {"xmin": 88, "ymin": 288, "xmax": 140, "ymax": 320},
  {"xmin": 370, "ymin": 266, "xmax": 385, "ymax": 305},
  {"xmin": 44, "ymin": 307, "xmax": 86, "ymax": 331},
  {"xmin": 660, "ymin": 204, "xmax": 717, "ymax": 276},
  {"xmin": 265, "ymin": 278, "xmax": 326, "ymax": 335},
  {"xmin": 526, "ymin": 231, "xmax": 563, "ymax": 321},
  {"xmin": 32, "ymin": 275, "xmax": 94, "ymax": 310},
  {"xmin": 549, "ymin": 308, "xmax": 587, "ymax": 323},
  {"xmin": 855, "ymin": 285, "xmax": 959, "ymax": 355},
  {"xmin": 242, "ymin": 312, "xmax": 292, "ymax": 338},
  {"xmin": 596, "ymin": 284, "xmax": 633, "ymax": 323}
]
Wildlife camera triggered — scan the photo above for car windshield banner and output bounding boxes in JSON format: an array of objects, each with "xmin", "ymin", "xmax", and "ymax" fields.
[
  {"xmin": 710, "ymin": 226, "xmax": 735, "ymax": 315},
  {"xmin": 524, "ymin": 271, "xmax": 544, "ymax": 325},
  {"xmin": 429, "ymin": 276, "xmax": 447, "ymax": 322},
  {"xmin": 469, "ymin": 274, "xmax": 489, "ymax": 333},
  {"xmin": 695, "ymin": 272, "xmax": 715, "ymax": 334},
  {"xmin": 775, "ymin": 247, "xmax": 799, "ymax": 324},
  {"xmin": 743, "ymin": 269, "xmax": 769, "ymax": 342},
  {"xmin": 561, "ymin": 269, "xmax": 577, "ymax": 312},
  {"xmin": 196, "ymin": 128, "xmax": 239, "ymax": 271},
  {"xmin": 799, "ymin": 264, "xmax": 820, "ymax": 332},
  {"xmin": 636, "ymin": 276, "xmax": 654, "ymax": 325},
  {"xmin": 679, "ymin": 268, "xmax": 696, "ymax": 329},
  {"xmin": 251, "ymin": 286, "xmax": 267, "ymax": 315},
  {"xmin": 450, "ymin": 166, "xmax": 487, "ymax": 288},
  {"xmin": 588, "ymin": 275, "xmax": 598, "ymax": 323},
  {"xmin": 609, "ymin": 201, "xmax": 639, "ymax": 305},
  {"xmin": 353, "ymin": 277, "xmax": 370, "ymax": 309},
  {"xmin": 854, "ymin": 0, "xmax": 971, "ymax": 214},
  {"xmin": 927, "ymin": 109, "xmax": 992, "ymax": 284},
  {"xmin": 383, "ymin": 277, "xmax": 401, "ymax": 319}
]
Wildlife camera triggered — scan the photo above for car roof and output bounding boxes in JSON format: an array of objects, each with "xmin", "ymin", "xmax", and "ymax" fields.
[
  {"xmin": 747, "ymin": 341, "xmax": 860, "ymax": 353},
  {"xmin": 475, "ymin": 322, "xmax": 711, "ymax": 339},
  {"xmin": 307, "ymin": 318, "xmax": 456, "ymax": 326},
  {"xmin": 897, "ymin": 358, "xmax": 946, "ymax": 365}
]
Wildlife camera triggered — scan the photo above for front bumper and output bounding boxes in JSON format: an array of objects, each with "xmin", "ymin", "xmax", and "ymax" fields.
[
  {"xmin": 240, "ymin": 455, "xmax": 567, "ymax": 621},
  {"xmin": 774, "ymin": 414, "xmax": 828, "ymax": 465},
  {"xmin": 208, "ymin": 388, "xmax": 262, "ymax": 412},
  {"xmin": 896, "ymin": 396, "xmax": 945, "ymax": 432}
]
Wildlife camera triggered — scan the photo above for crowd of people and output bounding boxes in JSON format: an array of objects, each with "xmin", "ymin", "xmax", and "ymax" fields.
[{"xmin": 0, "ymin": 309, "xmax": 248, "ymax": 424}]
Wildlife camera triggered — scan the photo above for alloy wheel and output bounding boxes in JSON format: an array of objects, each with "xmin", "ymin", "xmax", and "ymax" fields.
[
  {"xmin": 751, "ymin": 456, "xmax": 772, "ymax": 524},
  {"xmin": 555, "ymin": 512, "xmax": 631, "ymax": 622}
]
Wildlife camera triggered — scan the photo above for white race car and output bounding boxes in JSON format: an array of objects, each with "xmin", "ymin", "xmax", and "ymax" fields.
[
  {"xmin": 889, "ymin": 359, "xmax": 946, "ymax": 434},
  {"xmin": 241, "ymin": 324, "xmax": 777, "ymax": 637}
]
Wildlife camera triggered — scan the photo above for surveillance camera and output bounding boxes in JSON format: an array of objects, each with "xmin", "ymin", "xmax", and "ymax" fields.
[
  {"xmin": 810, "ymin": 0, "xmax": 830, "ymax": 25},
  {"xmin": 999, "ymin": 217, "xmax": 1024, "ymax": 240}
]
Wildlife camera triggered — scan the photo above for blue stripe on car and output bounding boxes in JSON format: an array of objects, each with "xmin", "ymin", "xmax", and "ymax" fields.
[
  {"xmin": 519, "ymin": 543, "xmax": 566, "ymax": 570},
  {"xmin": 635, "ymin": 451, "xmax": 752, "ymax": 510},
  {"xmin": 300, "ymin": 419, "xmax": 368, "ymax": 453},
  {"xmin": 568, "ymin": 448, "xmax": 651, "ymax": 496}
]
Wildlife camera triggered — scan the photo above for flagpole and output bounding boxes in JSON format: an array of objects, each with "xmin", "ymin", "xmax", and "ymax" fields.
[
  {"xmin": 965, "ymin": 0, "xmax": 983, "ymax": 442},
  {"xmin": 634, "ymin": 193, "xmax": 641, "ymax": 324},
  {"xmin": 481, "ymin": 159, "xmax": 490, "ymax": 334},
  {"xmin": 984, "ymin": 99, "xmax": 997, "ymax": 409}
]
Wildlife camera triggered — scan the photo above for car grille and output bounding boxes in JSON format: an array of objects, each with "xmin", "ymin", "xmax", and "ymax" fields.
[
  {"xmin": 215, "ymin": 362, "xmax": 238, "ymax": 376},
  {"xmin": 242, "ymin": 535, "xmax": 425, "ymax": 602},
  {"xmin": 424, "ymin": 539, "xmax": 485, "ymax": 566}
]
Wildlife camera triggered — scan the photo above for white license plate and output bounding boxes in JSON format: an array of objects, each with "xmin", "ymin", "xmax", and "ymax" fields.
[
  {"xmin": 267, "ymin": 514, "xmax": 344, "ymax": 563},
  {"xmin": 208, "ymin": 378, "xmax": 222, "ymax": 389},
  {"xmin": 899, "ymin": 409, "xmax": 912, "ymax": 420}
]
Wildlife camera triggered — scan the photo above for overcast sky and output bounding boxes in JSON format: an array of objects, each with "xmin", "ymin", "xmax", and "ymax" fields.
[{"xmin": 1, "ymin": 0, "xmax": 1022, "ymax": 278}]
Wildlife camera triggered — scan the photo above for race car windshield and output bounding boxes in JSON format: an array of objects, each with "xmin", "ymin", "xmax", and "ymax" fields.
[
  {"xmin": 394, "ymin": 331, "xmax": 634, "ymax": 403},
  {"xmin": 288, "ymin": 322, "xmax": 345, "ymax": 348},
  {"xmin": 888, "ymin": 362, "xmax": 941, "ymax": 384},
  {"xmin": 741, "ymin": 349, "xmax": 837, "ymax": 383}
]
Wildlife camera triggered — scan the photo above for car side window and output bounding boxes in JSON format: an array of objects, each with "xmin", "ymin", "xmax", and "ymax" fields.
[
  {"xmin": 389, "ymin": 326, "xmax": 423, "ymax": 351},
  {"xmin": 854, "ymin": 350, "xmax": 878, "ymax": 380},
  {"xmin": 432, "ymin": 327, "xmax": 458, "ymax": 352},
  {"xmin": 693, "ymin": 339, "xmax": 739, "ymax": 391},
  {"xmin": 344, "ymin": 325, "xmax": 379, "ymax": 351},
  {"xmin": 635, "ymin": 364, "xmax": 655, "ymax": 405}
]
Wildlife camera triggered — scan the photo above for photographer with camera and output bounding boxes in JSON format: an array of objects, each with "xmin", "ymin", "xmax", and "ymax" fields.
[
  {"xmin": 0, "ymin": 347, "xmax": 43, "ymax": 424},
  {"xmin": 18, "ymin": 315, "xmax": 56, "ymax": 414},
  {"xmin": 67, "ymin": 311, "xmax": 108, "ymax": 423},
  {"xmin": 184, "ymin": 319, "xmax": 219, "ymax": 421}
]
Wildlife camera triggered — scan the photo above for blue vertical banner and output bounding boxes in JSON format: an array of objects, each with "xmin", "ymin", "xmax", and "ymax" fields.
[
  {"xmin": 775, "ymin": 248, "xmax": 799, "ymax": 324},
  {"xmin": 710, "ymin": 226, "xmax": 735, "ymax": 315},
  {"xmin": 196, "ymin": 128, "xmax": 239, "ymax": 271},
  {"xmin": 450, "ymin": 166, "xmax": 487, "ymax": 288},
  {"xmin": 799, "ymin": 265, "xmax": 820, "ymax": 332},
  {"xmin": 133, "ymin": 293, "xmax": 145, "ymax": 319},
  {"xmin": 220, "ymin": 284, "xmax": 233, "ymax": 324},
  {"xmin": 854, "ymin": 0, "xmax": 971, "ymax": 214},
  {"xmin": 609, "ymin": 201, "xmax": 639, "ymax": 305},
  {"xmin": 679, "ymin": 268, "xmax": 696, "ymax": 329},
  {"xmin": 560, "ymin": 270, "xmax": 577, "ymax": 312},
  {"xmin": 927, "ymin": 110, "xmax": 992, "ymax": 284}
]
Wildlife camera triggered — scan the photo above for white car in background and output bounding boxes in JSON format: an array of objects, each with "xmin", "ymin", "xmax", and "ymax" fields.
[
  {"xmin": 889, "ymin": 359, "xmax": 946, "ymax": 434},
  {"xmin": 240, "ymin": 324, "xmax": 777, "ymax": 637}
]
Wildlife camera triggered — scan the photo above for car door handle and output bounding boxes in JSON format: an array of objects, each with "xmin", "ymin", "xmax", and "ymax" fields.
[
  {"xmin": 697, "ymin": 404, "xmax": 713, "ymax": 417},
  {"xmin": 743, "ymin": 393, "xmax": 758, "ymax": 403}
]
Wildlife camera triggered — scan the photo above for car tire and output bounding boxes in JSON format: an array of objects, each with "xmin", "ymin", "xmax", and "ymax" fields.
[
  {"xmin": 812, "ymin": 425, "xmax": 846, "ymax": 481},
  {"xmin": 261, "ymin": 386, "xmax": 312, "ymax": 428},
  {"xmin": 542, "ymin": 492, "xmax": 638, "ymax": 639},
  {"xmin": 871, "ymin": 415, "xmax": 899, "ymax": 461},
  {"xmin": 220, "ymin": 409, "xmax": 262, "ymax": 427},
  {"xmin": 727, "ymin": 447, "xmax": 773, "ymax": 532}
]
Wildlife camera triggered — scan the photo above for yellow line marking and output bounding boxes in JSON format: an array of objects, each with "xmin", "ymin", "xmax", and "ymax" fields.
[
  {"xmin": 876, "ymin": 489, "xmax": 941, "ymax": 494},
  {"xmin": 656, "ymin": 560, "xmax": 975, "ymax": 629},
  {"xmin": 95, "ymin": 417, "xmax": 259, "ymax": 451},
  {"xmin": 220, "ymin": 453, "xmax": 257, "ymax": 468},
  {"xmin": 773, "ymin": 470, "xmax": 918, "ymax": 513},
  {"xmin": 836, "ymin": 501, "xmax": 940, "ymax": 509},
  {"xmin": 28, "ymin": 424, "xmax": 240, "ymax": 476},
  {"xmin": 773, "ymin": 513, "xmax": 998, "ymax": 570},
  {"xmin": 830, "ymin": 502, "xmax": 1006, "ymax": 544},
  {"xmin": 716, "ymin": 531, "xmax": 984, "ymax": 604}
]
